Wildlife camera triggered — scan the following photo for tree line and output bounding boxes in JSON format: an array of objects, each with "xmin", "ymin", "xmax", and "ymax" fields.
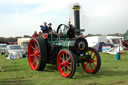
[
  {"xmin": 0, "ymin": 33, "xmax": 124, "ymax": 43},
  {"xmin": 0, "ymin": 35, "xmax": 31, "ymax": 43}
]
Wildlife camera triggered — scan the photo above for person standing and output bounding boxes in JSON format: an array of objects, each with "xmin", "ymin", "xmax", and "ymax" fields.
[
  {"xmin": 48, "ymin": 23, "xmax": 52, "ymax": 33},
  {"xmin": 40, "ymin": 22, "xmax": 49, "ymax": 33},
  {"xmin": 38, "ymin": 31, "xmax": 42, "ymax": 37},
  {"xmin": 32, "ymin": 31, "xmax": 39, "ymax": 38}
]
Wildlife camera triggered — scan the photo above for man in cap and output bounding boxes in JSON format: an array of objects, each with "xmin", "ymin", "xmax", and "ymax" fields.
[{"xmin": 48, "ymin": 23, "xmax": 52, "ymax": 33}]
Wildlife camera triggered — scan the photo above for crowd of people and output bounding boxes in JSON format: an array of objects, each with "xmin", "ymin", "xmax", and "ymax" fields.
[{"xmin": 32, "ymin": 22, "xmax": 53, "ymax": 38}]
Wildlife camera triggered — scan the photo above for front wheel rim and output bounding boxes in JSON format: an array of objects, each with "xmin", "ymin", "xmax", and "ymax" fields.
[{"xmin": 57, "ymin": 51, "xmax": 73, "ymax": 77}]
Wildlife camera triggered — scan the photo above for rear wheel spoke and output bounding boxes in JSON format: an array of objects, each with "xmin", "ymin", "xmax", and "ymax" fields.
[
  {"xmin": 90, "ymin": 63, "xmax": 93, "ymax": 70},
  {"xmin": 34, "ymin": 42, "xmax": 39, "ymax": 51},
  {"xmin": 37, "ymin": 54, "xmax": 40, "ymax": 57},
  {"xmin": 35, "ymin": 59, "xmax": 39, "ymax": 65},
  {"xmin": 92, "ymin": 62, "xmax": 96, "ymax": 68},
  {"xmin": 60, "ymin": 62, "xmax": 63, "ymax": 65},
  {"xmin": 87, "ymin": 63, "xmax": 91, "ymax": 69},
  {"xmin": 31, "ymin": 46, "xmax": 36, "ymax": 52},
  {"xmin": 32, "ymin": 58, "xmax": 37, "ymax": 65},
  {"xmin": 35, "ymin": 46, "xmax": 39, "ymax": 51},
  {"xmin": 32, "ymin": 57, "xmax": 39, "ymax": 65},
  {"xmin": 60, "ymin": 57, "xmax": 63, "ymax": 61},
  {"xmin": 32, "ymin": 60, "xmax": 36, "ymax": 65},
  {"xmin": 34, "ymin": 42, "xmax": 37, "ymax": 49},
  {"xmin": 30, "ymin": 54, "xmax": 34, "ymax": 57},
  {"xmin": 93, "ymin": 60, "xmax": 97, "ymax": 62},
  {"xmin": 92, "ymin": 54, "xmax": 96, "ymax": 59}
]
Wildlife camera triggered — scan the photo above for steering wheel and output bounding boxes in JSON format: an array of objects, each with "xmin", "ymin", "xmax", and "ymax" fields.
[{"xmin": 57, "ymin": 24, "xmax": 68, "ymax": 34}]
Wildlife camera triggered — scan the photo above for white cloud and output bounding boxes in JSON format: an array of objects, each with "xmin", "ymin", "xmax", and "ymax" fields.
[
  {"xmin": 0, "ymin": 0, "xmax": 75, "ymax": 37},
  {"xmin": 0, "ymin": 0, "xmax": 128, "ymax": 37},
  {"xmin": 84, "ymin": 0, "xmax": 127, "ymax": 17}
]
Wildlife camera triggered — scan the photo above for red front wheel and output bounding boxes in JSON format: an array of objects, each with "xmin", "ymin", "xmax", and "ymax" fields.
[
  {"xmin": 81, "ymin": 47, "xmax": 101, "ymax": 74},
  {"xmin": 57, "ymin": 49, "xmax": 76, "ymax": 78}
]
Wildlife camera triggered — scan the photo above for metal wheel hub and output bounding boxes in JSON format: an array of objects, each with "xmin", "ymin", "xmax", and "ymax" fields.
[
  {"xmin": 34, "ymin": 50, "xmax": 39, "ymax": 57},
  {"xmin": 62, "ymin": 60, "xmax": 69, "ymax": 66},
  {"xmin": 89, "ymin": 59, "xmax": 94, "ymax": 63}
]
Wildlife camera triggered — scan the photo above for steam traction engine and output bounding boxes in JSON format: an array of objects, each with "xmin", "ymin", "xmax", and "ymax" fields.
[{"xmin": 28, "ymin": 5, "xmax": 101, "ymax": 78}]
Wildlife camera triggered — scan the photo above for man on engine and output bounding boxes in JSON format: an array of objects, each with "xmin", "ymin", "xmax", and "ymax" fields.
[
  {"xmin": 48, "ymin": 23, "xmax": 52, "ymax": 33},
  {"xmin": 40, "ymin": 22, "xmax": 49, "ymax": 33}
]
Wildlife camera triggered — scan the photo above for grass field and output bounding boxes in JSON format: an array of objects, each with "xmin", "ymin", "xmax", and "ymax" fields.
[{"xmin": 0, "ymin": 51, "xmax": 128, "ymax": 85}]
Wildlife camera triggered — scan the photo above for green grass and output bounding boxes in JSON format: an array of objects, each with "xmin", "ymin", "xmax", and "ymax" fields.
[{"xmin": 0, "ymin": 51, "xmax": 128, "ymax": 85}]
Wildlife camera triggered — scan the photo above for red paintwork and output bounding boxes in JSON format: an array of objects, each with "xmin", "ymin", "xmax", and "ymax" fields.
[
  {"xmin": 121, "ymin": 40, "xmax": 128, "ymax": 47},
  {"xmin": 57, "ymin": 50, "xmax": 73, "ymax": 77},
  {"xmin": 43, "ymin": 33, "xmax": 48, "ymax": 39},
  {"xmin": 28, "ymin": 39, "xmax": 40, "ymax": 70},
  {"xmin": 81, "ymin": 49, "xmax": 98, "ymax": 73}
]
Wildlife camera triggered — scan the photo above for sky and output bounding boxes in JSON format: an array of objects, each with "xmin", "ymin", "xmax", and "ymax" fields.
[{"xmin": 0, "ymin": 0, "xmax": 128, "ymax": 37}]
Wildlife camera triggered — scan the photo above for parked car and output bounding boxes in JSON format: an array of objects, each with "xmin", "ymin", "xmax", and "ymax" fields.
[
  {"xmin": 0, "ymin": 43, "xmax": 7, "ymax": 55},
  {"xmin": 5, "ymin": 45, "xmax": 27, "ymax": 60}
]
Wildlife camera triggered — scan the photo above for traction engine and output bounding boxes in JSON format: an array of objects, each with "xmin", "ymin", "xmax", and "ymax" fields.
[{"xmin": 28, "ymin": 5, "xmax": 101, "ymax": 78}]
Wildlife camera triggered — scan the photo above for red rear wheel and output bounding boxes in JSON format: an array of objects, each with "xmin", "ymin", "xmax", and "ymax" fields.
[
  {"xmin": 28, "ymin": 38, "xmax": 47, "ymax": 71},
  {"xmin": 81, "ymin": 47, "xmax": 101, "ymax": 74},
  {"xmin": 57, "ymin": 49, "xmax": 76, "ymax": 78}
]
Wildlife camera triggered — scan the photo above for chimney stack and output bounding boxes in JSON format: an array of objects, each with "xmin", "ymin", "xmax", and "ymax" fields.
[{"xmin": 72, "ymin": 5, "xmax": 80, "ymax": 35}]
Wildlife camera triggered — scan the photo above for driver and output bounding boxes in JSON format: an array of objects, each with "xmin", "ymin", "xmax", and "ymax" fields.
[{"xmin": 40, "ymin": 22, "xmax": 49, "ymax": 33}]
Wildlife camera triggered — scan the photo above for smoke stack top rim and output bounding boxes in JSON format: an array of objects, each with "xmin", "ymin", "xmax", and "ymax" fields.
[{"xmin": 72, "ymin": 5, "xmax": 80, "ymax": 10}]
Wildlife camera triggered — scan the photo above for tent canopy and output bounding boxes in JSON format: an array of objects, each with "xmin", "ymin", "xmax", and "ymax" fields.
[{"xmin": 93, "ymin": 42, "xmax": 114, "ymax": 52}]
